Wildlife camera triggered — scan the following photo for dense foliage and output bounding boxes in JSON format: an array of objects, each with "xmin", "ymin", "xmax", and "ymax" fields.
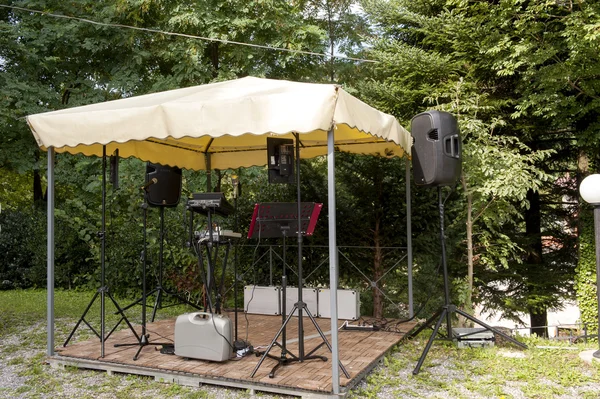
[{"xmin": 354, "ymin": 0, "xmax": 599, "ymax": 333}]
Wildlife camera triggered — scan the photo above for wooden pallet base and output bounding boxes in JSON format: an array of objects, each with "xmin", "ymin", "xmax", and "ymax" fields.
[{"xmin": 50, "ymin": 313, "xmax": 415, "ymax": 398}]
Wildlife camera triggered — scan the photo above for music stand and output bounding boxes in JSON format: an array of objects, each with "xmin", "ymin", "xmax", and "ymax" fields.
[
  {"xmin": 247, "ymin": 202, "xmax": 321, "ymax": 240},
  {"xmin": 249, "ymin": 202, "xmax": 350, "ymax": 379}
]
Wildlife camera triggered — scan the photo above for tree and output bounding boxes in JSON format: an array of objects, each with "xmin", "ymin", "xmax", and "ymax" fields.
[
  {"xmin": 113, "ymin": 0, "xmax": 328, "ymax": 85},
  {"xmin": 0, "ymin": 0, "xmax": 330, "ymax": 293},
  {"xmin": 439, "ymin": 80, "xmax": 553, "ymax": 319},
  {"xmin": 299, "ymin": 0, "xmax": 372, "ymax": 82},
  {"xmin": 0, "ymin": 0, "xmax": 146, "ymax": 201},
  {"xmin": 333, "ymin": 152, "xmax": 409, "ymax": 318},
  {"xmin": 0, "ymin": 0, "xmax": 328, "ymax": 201},
  {"xmin": 480, "ymin": 0, "xmax": 600, "ymax": 334},
  {"xmin": 358, "ymin": 0, "xmax": 576, "ymax": 333}
]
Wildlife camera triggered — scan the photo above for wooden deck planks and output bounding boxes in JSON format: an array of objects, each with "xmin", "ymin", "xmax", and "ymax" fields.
[{"xmin": 53, "ymin": 313, "xmax": 416, "ymax": 397}]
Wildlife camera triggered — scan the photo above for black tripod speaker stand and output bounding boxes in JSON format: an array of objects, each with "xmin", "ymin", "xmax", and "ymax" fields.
[
  {"xmin": 120, "ymin": 206, "xmax": 202, "ymax": 321},
  {"xmin": 113, "ymin": 183, "xmax": 171, "ymax": 360},
  {"xmin": 64, "ymin": 146, "xmax": 140, "ymax": 357},
  {"xmin": 408, "ymin": 187, "xmax": 527, "ymax": 375}
]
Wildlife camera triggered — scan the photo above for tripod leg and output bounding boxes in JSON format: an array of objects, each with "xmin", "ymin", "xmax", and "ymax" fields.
[
  {"xmin": 280, "ymin": 275, "xmax": 288, "ymax": 357},
  {"xmin": 64, "ymin": 291, "xmax": 100, "ymax": 346},
  {"xmin": 455, "ymin": 308, "xmax": 527, "ymax": 349},
  {"xmin": 303, "ymin": 307, "xmax": 350, "ymax": 379},
  {"xmin": 407, "ymin": 307, "xmax": 444, "ymax": 339},
  {"xmin": 133, "ymin": 340, "xmax": 146, "ymax": 361},
  {"xmin": 413, "ymin": 307, "xmax": 447, "ymax": 375},
  {"xmin": 118, "ymin": 294, "xmax": 144, "ymax": 312},
  {"xmin": 105, "ymin": 316, "xmax": 124, "ymax": 341},
  {"xmin": 118, "ymin": 286, "xmax": 159, "ymax": 314},
  {"xmin": 305, "ymin": 341, "xmax": 325, "ymax": 358},
  {"xmin": 250, "ymin": 305, "xmax": 298, "ymax": 378},
  {"xmin": 152, "ymin": 206, "xmax": 166, "ymax": 322},
  {"xmin": 170, "ymin": 292, "xmax": 203, "ymax": 312},
  {"xmin": 151, "ymin": 288, "xmax": 162, "ymax": 323},
  {"xmin": 108, "ymin": 292, "xmax": 141, "ymax": 342},
  {"xmin": 269, "ymin": 359, "xmax": 285, "ymax": 378},
  {"xmin": 216, "ymin": 242, "xmax": 231, "ymax": 314},
  {"xmin": 197, "ymin": 242, "xmax": 213, "ymax": 313}
]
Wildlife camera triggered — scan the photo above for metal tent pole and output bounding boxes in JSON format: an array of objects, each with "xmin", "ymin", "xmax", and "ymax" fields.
[
  {"xmin": 294, "ymin": 133, "xmax": 305, "ymax": 359},
  {"xmin": 101, "ymin": 146, "xmax": 107, "ymax": 357},
  {"xmin": 47, "ymin": 147, "xmax": 55, "ymax": 356},
  {"xmin": 327, "ymin": 128, "xmax": 340, "ymax": 394},
  {"xmin": 406, "ymin": 157, "xmax": 414, "ymax": 317}
]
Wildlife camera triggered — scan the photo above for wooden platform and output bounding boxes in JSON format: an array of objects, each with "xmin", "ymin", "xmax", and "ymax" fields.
[{"xmin": 49, "ymin": 313, "xmax": 415, "ymax": 398}]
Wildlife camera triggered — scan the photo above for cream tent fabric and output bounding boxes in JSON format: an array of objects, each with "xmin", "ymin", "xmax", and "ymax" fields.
[{"xmin": 27, "ymin": 77, "xmax": 411, "ymax": 167}]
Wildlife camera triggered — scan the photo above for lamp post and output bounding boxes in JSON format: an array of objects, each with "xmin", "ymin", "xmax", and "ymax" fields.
[{"xmin": 579, "ymin": 174, "xmax": 600, "ymax": 359}]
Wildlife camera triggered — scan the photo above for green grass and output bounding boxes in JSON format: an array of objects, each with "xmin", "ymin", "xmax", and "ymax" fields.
[
  {"xmin": 349, "ymin": 335, "xmax": 600, "ymax": 399},
  {"xmin": 0, "ymin": 289, "xmax": 196, "ymax": 340},
  {"xmin": 0, "ymin": 289, "xmax": 107, "ymax": 336},
  {"xmin": 0, "ymin": 289, "xmax": 250, "ymax": 399}
]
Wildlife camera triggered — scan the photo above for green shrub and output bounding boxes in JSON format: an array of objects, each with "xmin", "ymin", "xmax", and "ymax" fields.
[
  {"xmin": 0, "ymin": 209, "xmax": 44, "ymax": 289},
  {"xmin": 575, "ymin": 206, "xmax": 598, "ymax": 334},
  {"xmin": 0, "ymin": 207, "xmax": 96, "ymax": 290}
]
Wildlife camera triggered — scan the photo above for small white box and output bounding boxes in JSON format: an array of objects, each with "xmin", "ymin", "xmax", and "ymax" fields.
[
  {"xmin": 282, "ymin": 287, "xmax": 318, "ymax": 317},
  {"xmin": 244, "ymin": 285, "xmax": 281, "ymax": 315},
  {"xmin": 318, "ymin": 289, "xmax": 360, "ymax": 320}
]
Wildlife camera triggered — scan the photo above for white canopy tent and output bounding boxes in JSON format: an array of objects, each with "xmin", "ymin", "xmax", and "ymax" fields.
[{"xmin": 27, "ymin": 76, "xmax": 413, "ymax": 395}]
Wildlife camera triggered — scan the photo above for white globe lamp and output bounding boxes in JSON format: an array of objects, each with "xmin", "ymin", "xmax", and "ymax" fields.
[
  {"xmin": 580, "ymin": 174, "xmax": 600, "ymax": 359},
  {"xmin": 580, "ymin": 174, "xmax": 600, "ymax": 205}
]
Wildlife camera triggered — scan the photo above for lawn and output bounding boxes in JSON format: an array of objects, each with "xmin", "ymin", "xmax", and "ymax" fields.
[{"xmin": 1, "ymin": 290, "xmax": 599, "ymax": 398}]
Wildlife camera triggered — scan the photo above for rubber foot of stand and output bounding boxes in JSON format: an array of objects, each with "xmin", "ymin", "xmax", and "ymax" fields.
[{"xmin": 234, "ymin": 339, "xmax": 249, "ymax": 351}]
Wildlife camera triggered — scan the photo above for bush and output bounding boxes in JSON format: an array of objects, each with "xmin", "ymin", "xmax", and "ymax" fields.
[
  {"xmin": 0, "ymin": 207, "xmax": 96, "ymax": 290},
  {"xmin": 575, "ymin": 206, "xmax": 598, "ymax": 334},
  {"xmin": 0, "ymin": 209, "xmax": 44, "ymax": 289}
]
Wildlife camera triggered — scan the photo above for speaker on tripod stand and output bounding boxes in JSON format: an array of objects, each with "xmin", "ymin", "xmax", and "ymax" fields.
[
  {"xmin": 122, "ymin": 163, "xmax": 200, "ymax": 319},
  {"xmin": 116, "ymin": 162, "xmax": 200, "ymax": 360},
  {"xmin": 408, "ymin": 110, "xmax": 526, "ymax": 375}
]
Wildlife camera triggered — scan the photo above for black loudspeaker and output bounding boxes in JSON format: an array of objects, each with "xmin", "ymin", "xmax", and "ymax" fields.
[
  {"xmin": 145, "ymin": 163, "xmax": 182, "ymax": 207},
  {"xmin": 411, "ymin": 110, "xmax": 462, "ymax": 187},
  {"xmin": 267, "ymin": 137, "xmax": 295, "ymax": 184}
]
